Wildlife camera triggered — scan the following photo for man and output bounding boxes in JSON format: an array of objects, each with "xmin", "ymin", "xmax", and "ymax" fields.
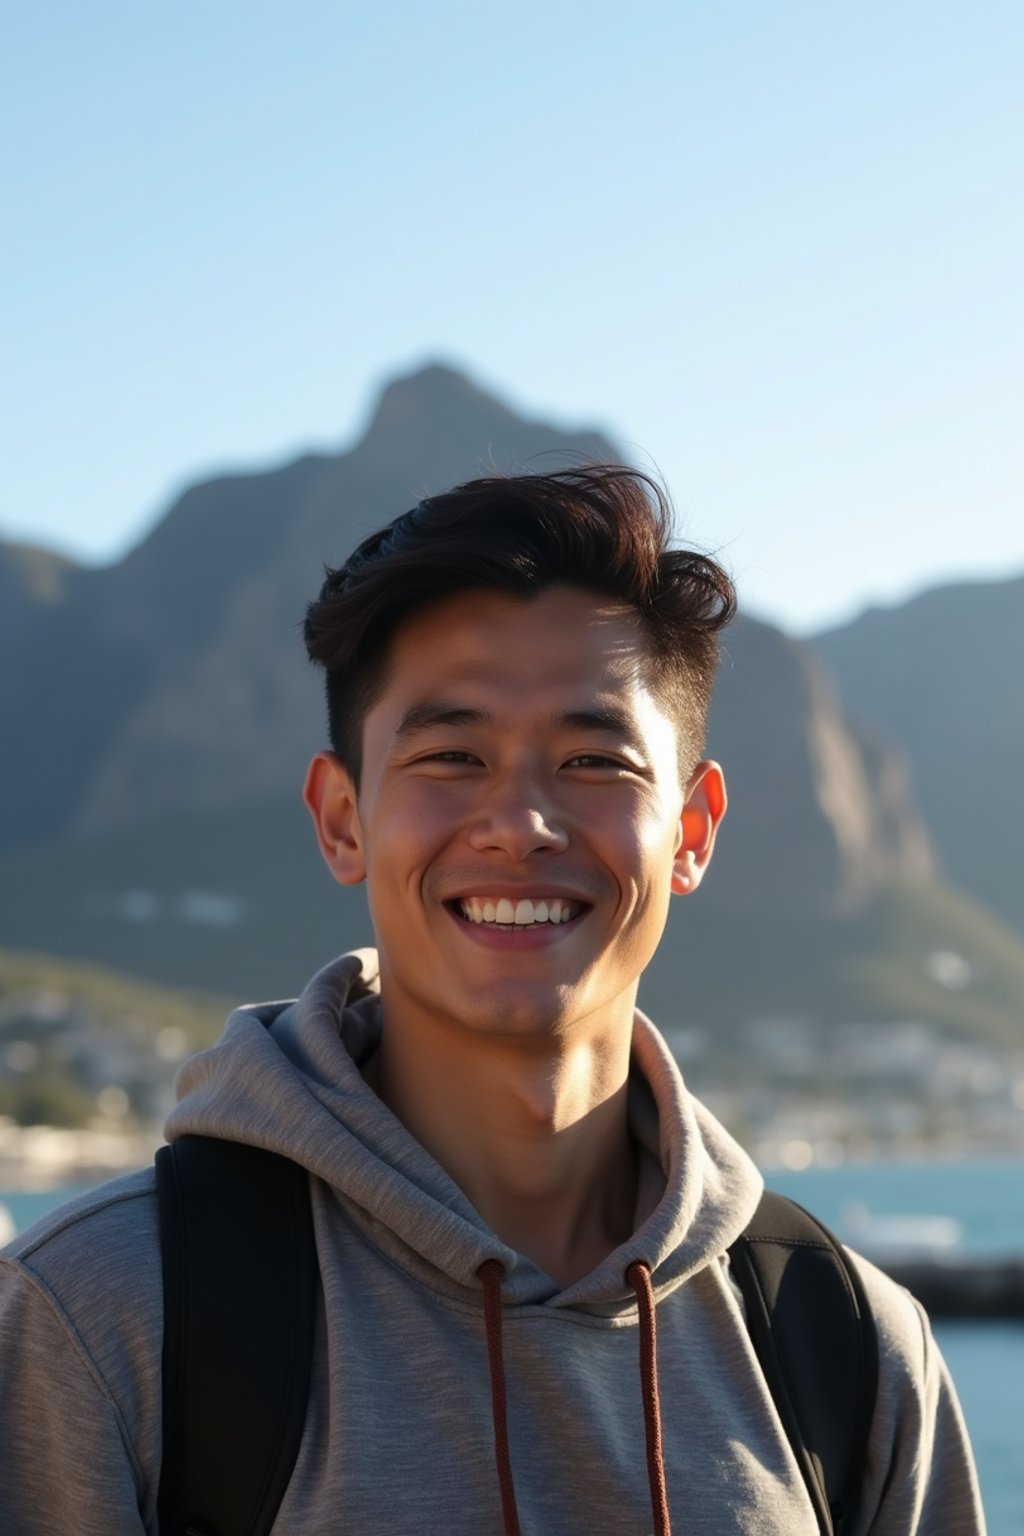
[{"xmin": 0, "ymin": 467, "xmax": 983, "ymax": 1533}]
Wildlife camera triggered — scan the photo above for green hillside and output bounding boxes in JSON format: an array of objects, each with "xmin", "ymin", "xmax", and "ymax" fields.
[
  {"xmin": 643, "ymin": 877, "xmax": 1024, "ymax": 1051},
  {"xmin": 0, "ymin": 948, "xmax": 231, "ymax": 1127},
  {"xmin": 0, "ymin": 949, "xmax": 230, "ymax": 1040}
]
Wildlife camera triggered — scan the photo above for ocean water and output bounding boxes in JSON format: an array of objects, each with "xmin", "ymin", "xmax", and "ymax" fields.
[
  {"xmin": 4, "ymin": 1160, "xmax": 1023, "ymax": 1533},
  {"xmin": 3, "ymin": 1182, "xmax": 100, "ymax": 1236},
  {"xmin": 765, "ymin": 1157, "xmax": 1024, "ymax": 1258},
  {"xmin": 936, "ymin": 1323, "xmax": 1023, "ymax": 1536}
]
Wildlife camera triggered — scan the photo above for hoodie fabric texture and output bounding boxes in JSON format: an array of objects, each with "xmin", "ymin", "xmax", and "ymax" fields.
[{"xmin": 0, "ymin": 950, "xmax": 985, "ymax": 1535}]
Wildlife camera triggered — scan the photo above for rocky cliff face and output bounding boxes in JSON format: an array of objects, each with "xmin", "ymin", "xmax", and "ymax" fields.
[
  {"xmin": 813, "ymin": 576, "xmax": 1024, "ymax": 932},
  {"xmin": 2, "ymin": 362, "xmax": 934, "ymax": 922},
  {"xmin": 703, "ymin": 617, "xmax": 933, "ymax": 918}
]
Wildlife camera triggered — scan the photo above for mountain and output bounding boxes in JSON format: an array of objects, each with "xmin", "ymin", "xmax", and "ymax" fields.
[
  {"xmin": 702, "ymin": 617, "xmax": 932, "ymax": 920},
  {"xmin": 813, "ymin": 574, "xmax": 1024, "ymax": 933},
  {"xmin": 0, "ymin": 364, "xmax": 615, "ymax": 848},
  {"xmin": 1, "ymin": 361, "xmax": 1021, "ymax": 1049}
]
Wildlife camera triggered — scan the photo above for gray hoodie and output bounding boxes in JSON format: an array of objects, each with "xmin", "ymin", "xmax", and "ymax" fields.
[{"xmin": 0, "ymin": 950, "xmax": 985, "ymax": 1534}]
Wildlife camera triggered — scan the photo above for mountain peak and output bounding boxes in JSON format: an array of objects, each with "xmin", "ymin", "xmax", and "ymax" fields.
[
  {"xmin": 351, "ymin": 361, "xmax": 617, "ymax": 494},
  {"xmin": 375, "ymin": 359, "xmax": 483, "ymax": 401},
  {"xmin": 360, "ymin": 360, "xmax": 525, "ymax": 448}
]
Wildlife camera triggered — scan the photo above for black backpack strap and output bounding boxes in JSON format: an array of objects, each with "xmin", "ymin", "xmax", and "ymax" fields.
[
  {"xmin": 156, "ymin": 1136, "xmax": 317, "ymax": 1536},
  {"xmin": 728, "ymin": 1190, "xmax": 878, "ymax": 1536}
]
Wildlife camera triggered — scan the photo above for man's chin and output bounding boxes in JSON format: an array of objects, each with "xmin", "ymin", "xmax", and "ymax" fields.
[{"xmin": 443, "ymin": 981, "xmax": 599, "ymax": 1041}]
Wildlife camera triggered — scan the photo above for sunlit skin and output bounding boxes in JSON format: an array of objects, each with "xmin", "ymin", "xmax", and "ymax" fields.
[{"xmin": 304, "ymin": 586, "xmax": 726, "ymax": 1285}]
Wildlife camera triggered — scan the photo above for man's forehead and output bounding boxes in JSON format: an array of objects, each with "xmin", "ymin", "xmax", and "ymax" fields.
[
  {"xmin": 361, "ymin": 586, "xmax": 672, "ymax": 744},
  {"xmin": 387, "ymin": 587, "xmax": 650, "ymax": 676},
  {"xmin": 374, "ymin": 642, "xmax": 655, "ymax": 731}
]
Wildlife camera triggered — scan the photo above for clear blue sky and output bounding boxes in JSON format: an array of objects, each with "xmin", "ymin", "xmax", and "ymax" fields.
[{"xmin": 3, "ymin": 1, "xmax": 1022, "ymax": 633}]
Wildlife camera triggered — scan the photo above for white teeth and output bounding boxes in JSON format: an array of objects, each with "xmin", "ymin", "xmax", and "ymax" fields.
[{"xmin": 458, "ymin": 897, "xmax": 579, "ymax": 927}]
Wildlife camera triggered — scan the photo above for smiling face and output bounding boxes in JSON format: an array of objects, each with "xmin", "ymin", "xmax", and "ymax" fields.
[{"xmin": 304, "ymin": 586, "xmax": 725, "ymax": 1048}]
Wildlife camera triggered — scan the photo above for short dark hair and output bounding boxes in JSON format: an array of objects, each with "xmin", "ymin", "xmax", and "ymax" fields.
[{"xmin": 303, "ymin": 465, "xmax": 736, "ymax": 785}]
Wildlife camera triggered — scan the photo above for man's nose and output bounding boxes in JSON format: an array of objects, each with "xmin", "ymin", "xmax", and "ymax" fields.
[{"xmin": 466, "ymin": 775, "xmax": 569, "ymax": 859}]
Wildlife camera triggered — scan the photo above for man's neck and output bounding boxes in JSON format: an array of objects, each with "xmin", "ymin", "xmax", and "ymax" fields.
[{"xmin": 367, "ymin": 1010, "xmax": 638, "ymax": 1289}]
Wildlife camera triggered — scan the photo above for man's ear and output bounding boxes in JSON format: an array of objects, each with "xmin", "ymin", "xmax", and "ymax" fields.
[
  {"xmin": 302, "ymin": 752, "xmax": 367, "ymax": 886},
  {"xmin": 671, "ymin": 760, "xmax": 727, "ymax": 896}
]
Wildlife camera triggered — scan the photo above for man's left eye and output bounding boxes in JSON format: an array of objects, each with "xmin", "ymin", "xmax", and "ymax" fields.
[{"xmin": 565, "ymin": 754, "xmax": 624, "ymax": 769}]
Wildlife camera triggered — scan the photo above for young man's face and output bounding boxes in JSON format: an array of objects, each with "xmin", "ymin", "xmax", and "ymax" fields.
[{"xmin": 305, "ymin": 585, "xmax": 725, "ymax": 1046}]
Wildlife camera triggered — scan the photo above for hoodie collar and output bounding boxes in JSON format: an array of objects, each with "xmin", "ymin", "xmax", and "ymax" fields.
[{"xmin": 166, "ymin": 949, "xmax": 762, "ymax": 1308}]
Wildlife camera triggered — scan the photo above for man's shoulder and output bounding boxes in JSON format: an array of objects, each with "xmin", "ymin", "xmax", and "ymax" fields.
[
  {"xmin": 2, "ymin": 1165, "xmax": 162, "ymax": 1342},
  {"xmin": 6, "ymin": 1164, "xmax": 158, "ymax": 1260},
  {"xmin": 842, "ymin": 1244, "xmax": 940, "ymax": 1386},
  {"xmin": 0, "ymin": 1166, "xmax": 167, "ymax": 1526}
]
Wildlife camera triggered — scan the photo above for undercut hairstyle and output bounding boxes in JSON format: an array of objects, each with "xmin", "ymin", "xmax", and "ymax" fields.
[{"xmin": 303, "ymin": 466, "xmax": 736, "ymax": 786}]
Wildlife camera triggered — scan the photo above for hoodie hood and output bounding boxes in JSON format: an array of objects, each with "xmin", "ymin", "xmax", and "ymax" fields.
[{"xmin": 166, "ymin": 949, "xmax": 762, "ymax": 1309}]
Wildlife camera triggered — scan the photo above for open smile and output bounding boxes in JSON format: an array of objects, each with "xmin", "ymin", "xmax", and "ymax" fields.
[{"xmin": 453, "ymin": 896, "xmax": 585, "ymax": 927}]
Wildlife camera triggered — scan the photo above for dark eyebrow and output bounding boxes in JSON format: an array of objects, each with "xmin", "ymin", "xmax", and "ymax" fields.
[
  {"xmin": 393, "ymin": 702, "xmax": 491, "ymax": 741},
  {"xmin": 559, "ymin": 709, "xmax": 648, "ymax": 756},
  {"xmin": 559, "ymin": 707, "xmax": 634, "ymax": 737},
  {"xmin": 392, "ymin": 701, "xmax": 647, "ymax": 755}
]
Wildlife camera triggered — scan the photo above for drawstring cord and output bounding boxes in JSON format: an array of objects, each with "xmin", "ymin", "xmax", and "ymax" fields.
[
  {"xmin": 477, "ymin": 1259, "xmax": 523, "ymax": 1536},
  {"xmin": 626, "ymin": 1260, "xmax": 673, "ymax": 1536},
  {"xmin": 476, "ymin": 1257, "xmax": 672, "ymax": 1536}
]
